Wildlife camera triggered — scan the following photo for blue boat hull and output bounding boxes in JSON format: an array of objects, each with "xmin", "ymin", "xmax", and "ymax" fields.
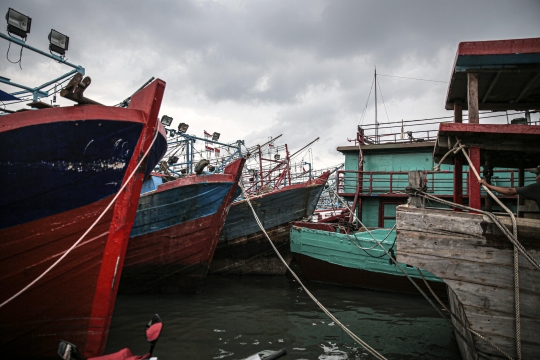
[{"xmin": 210, "ymin": 173, "xmax": 329, "ymax": 274}]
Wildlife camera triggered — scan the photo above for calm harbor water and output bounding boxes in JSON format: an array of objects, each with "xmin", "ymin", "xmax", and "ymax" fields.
[{"xmin": 106, "ymin": 269, "xmax": 460, "ymax": 360}]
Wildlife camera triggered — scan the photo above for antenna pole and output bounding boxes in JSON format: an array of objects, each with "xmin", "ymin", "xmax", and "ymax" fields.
[{"xmin": 374, "ymin": 67, "xmax": 378, "ymax": 143}]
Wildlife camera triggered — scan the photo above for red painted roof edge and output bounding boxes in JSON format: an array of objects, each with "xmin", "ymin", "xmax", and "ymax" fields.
[
  {"xmin": 457, "ymin": 37, "xmax": 540, "ymax": 56},
  {"xmin": 439, "ymin": 122, "xmax": 540, "ymax": 135}
]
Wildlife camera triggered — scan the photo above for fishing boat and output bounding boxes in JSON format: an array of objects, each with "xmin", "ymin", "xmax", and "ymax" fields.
[
  {"xmin": 210, "ymin": 171, "xmax": 330, "ymax": 275},
  {"xmin": 120, "ymin": 157, "xmax": 245, "ymax": 294},
  {"xmin": 290, "ymin": 223, "xmax": 446, "ymax": 296},
  {"xmin": 396, "ymin": 38, "xmax": 540, "ymax": 359},
  {"xmin": 0, "ymin": 73, "xmax": 166, "ymax": 358}
]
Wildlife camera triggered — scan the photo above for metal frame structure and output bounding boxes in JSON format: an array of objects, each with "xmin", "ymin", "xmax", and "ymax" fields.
[
  {"xmin": 162, "ymin": 131, "xmax": 243, "ymax": 175},
  {"xmin": 0, "ymin": 32, "xmax": 85, "ymax": 101}
]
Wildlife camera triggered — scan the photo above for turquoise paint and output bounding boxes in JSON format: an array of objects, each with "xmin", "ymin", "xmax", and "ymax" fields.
[
  {"xmin": 343, "ymin": 152, "xmax": 359, "ymax": 194},
  {"xmin": 360, "ymin": 198, "xmax": 379, "ymax": 228},
  {"xmin": 343, "ymin": 150, "xmax": 536, "ymax": 194},
  {"xmin": 290, "ymin": 226, "xmax": 442, "ymax": 282}
]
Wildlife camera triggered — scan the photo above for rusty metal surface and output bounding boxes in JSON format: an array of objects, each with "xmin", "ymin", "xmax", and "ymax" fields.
[{"xmin": 61, "ymin": 73, "xmax": 102, "ymax": 105}]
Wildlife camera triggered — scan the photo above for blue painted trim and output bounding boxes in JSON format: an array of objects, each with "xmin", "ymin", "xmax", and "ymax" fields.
[
  {"xmin": 0, "ymin": 120, "xmax": 143, "ymax": 230},
  {"xmin": 456, "ymin": 53, "xmax": 540, "ymax": 69},
  {"xmin": 131, "ymin": 181, "xmax": 234, "ymax": 237},
  {"xmin": 221, "ymin": 183, "xmax": 324, "ymax": 241}
]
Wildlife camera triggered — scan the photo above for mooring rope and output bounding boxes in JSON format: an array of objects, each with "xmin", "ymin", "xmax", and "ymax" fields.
[
  {"xmin": 416, "ymin": 268, "xmax": 513, "ymax": 360},
  {"xmin": 0, "ymin": 129, "xmax": 159, "ymax": 310},
  {"xmin": 404, "ymin": 189, "xmax": 532, "ymax": 360},
  {"xmin": 338, "ymin": 224, "xmax": 397, "ymax": 259},
  {"xmin": 456, "ymin": 143, "xmax": 522, "ymax": 360},
  {"xmin": 238, "ymin": 182, "xmax": 388, "ymax": 360},
  {"xmin": 328, "ymin": 185, "xmax": 520, "ymax": 360}
]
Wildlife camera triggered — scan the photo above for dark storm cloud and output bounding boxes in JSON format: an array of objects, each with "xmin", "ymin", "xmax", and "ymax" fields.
[{"xmin": 1, "ymin": 0, "xmax": 539, "ymax": 165}]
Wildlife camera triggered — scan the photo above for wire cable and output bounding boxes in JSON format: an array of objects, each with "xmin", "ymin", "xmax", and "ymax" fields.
[
  {"xmin": 377, "ymin": 74, "xmax": 448, "ymax": 83},
  {"xmin": 6, "ymin": 39, "xmax": 24, "ymax": 70}
]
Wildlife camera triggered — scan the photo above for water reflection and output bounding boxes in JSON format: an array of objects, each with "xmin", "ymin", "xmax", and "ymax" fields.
[{"xmin": 106, "ymin": 273, "xmax": 460, "ymax": 359}]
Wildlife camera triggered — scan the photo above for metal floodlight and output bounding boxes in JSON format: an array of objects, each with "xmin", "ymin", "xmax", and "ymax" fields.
[
  {"xmin": 161, "ymin": 115, "xmax": 173, "ymax": 127},
  {"xmin": 274, "ymin": 154, "xmax": 280, "ymax": 160},
  {"xmin": 178, "ymin": 122, "xmax": 189, "ymax": 133},
  {"xmin": 6, "ymin": 8, "xmax": 32, "ymax": 38},
  {"xmin": 212, "ymin": 132, "xmax": 220, "ymax": 141},
  {"xmin": 48, "ymin": 29, "xmax": 69, "ymax": 55}
]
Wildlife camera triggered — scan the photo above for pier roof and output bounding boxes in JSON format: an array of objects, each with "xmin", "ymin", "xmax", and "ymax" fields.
[
  {"xmin": 337, "ymin": 141, "xmax": 434, "ymax": 154},
  {"xmin": 445, "ymin": 37, "xmax": 540, "ymax": 111},
  {"xmin": 434, "ymin": 123, "xmax": 540, "ymax": 168}
]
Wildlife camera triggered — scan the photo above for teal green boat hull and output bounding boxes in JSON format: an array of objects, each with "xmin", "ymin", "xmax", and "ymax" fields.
[{"xmin": 290, "ymin": 224, "xmax": 446, "ymax": 297}]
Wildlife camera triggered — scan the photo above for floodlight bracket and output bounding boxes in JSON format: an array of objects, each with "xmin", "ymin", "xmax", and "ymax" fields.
[
  {"xmin": 0, "ymin": 32, "xmax": 85, "ymax": 101},
  {"xmin": 1, "ymin": 32, "xmax": 83, "ymax": 73}
]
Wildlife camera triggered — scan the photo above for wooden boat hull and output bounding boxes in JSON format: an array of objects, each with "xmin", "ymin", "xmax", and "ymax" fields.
[
  {"xmin": 210, "ymin": 222, "xmax": 294, "ymax": 275},
  {"xmin": 210, "ymin": 172, "xmax": 330, "ymax": 275},
  {"xmin": 0, "ymin": 80, "xmax": 166, "ymax": 359},
  {"xmin": 122, "ymin": 159, "xmax": 245, "ymax": 293},
  {"xmin": 396, "ymin": 206, "xmax": 540, "ymax": 359},
  {"xmin": 290, "ymin": 224, "xmax": 446, "ymax": 297}
]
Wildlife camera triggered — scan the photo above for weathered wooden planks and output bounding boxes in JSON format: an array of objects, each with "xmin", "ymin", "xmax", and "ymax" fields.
[{"xmin": 396, "ymin": 205, "xmax": 540, "ymax": 360}]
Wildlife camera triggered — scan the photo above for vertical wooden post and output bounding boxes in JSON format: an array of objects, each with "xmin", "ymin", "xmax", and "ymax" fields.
[
  {"xmin": 407, "ymin": 171, "xmax": 425, "ymax": 208},
  {"xmin": 468, "ymin": 73, "xmax": 479, "ymax": 124},
  {"xmin": 454, "ymin": 156, "xmax": 463, "ymax": 211},
  {"xmin": 518, "ymin": 165, "xmax": 525, "ymax": 217},
  {"xmin": 468, "ymin": 148, "xmax": 482, "ymax": 210},
  {"xmin": 454, "ymin": 100, "xmax": 463, "ymax": 123}
]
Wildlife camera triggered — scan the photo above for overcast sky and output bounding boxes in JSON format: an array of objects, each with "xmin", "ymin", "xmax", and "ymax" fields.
[{"xmin": 2, "ymin": 0, "xmax": 539, "ymax": 168}]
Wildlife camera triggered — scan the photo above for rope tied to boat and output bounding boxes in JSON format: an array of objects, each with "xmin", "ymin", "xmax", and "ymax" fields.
[
  {"xmin": 456, "ymin": 141, "xmax": 522, "ymax": 360},
  {"xmin": 411, "ymin": 137, "xmax": 539, "ymax": 359},
  {"xmin": 327, "ymin": 185, "xmax": 516, "ymax": 360},
  {"xmin": 238, "ymin": 182, "xmax": 388, "ymax": 360},
  {"xmin": 0, "ymin": 129, "xmax": 159, "ymax": 310}
]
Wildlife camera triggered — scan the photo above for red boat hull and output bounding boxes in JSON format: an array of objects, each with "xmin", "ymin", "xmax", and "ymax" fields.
[{"xmin": 0, "ymin": 80, "xmax": 166, "ymax": 359}]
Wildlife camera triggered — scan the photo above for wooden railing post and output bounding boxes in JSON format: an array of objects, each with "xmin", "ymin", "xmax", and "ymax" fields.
[{"xmin": 407, "ymin": 171, "xmax": 425, "ymax": 208}]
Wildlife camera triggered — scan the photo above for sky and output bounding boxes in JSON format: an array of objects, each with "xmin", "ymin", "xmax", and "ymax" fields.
[{"xmin": 1, "ymin": 0, "xmax": 540, "ymax": 169}]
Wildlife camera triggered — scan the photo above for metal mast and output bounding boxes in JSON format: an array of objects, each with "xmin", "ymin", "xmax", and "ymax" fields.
[{"xmin": 374, "ymin": 67, "xmax": 378, "ymax": 143}]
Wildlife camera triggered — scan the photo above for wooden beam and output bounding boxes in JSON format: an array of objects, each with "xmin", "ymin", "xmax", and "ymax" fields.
[
  {"xmin": 467, "ymin": 72, "xmax": 479, "ymax": 124},
  {"xmin": 454, "ymin": 100, "xmax": 463, "ymax": 123},
  {"xmin": 446, "ymin": 101, "xmax": 540, "ymax": 111},
  {"xmin": 515, "ymin": 71, "xmax": 540, "ymax": 103},
  {"xmin": 481, "ymin": 71, "xmax": 501, "ymax": 103}
]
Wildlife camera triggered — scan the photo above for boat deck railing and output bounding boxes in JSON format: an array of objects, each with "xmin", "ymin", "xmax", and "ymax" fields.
[
  {"xmin": 352, "ymin": 113, "xmax": 539, "ymax": 146},
  {"xmin": 337, "ymin": 169, "xmax": 534, "ymax": 198}
]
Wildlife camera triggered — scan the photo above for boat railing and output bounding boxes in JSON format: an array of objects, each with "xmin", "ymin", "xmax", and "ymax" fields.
[
  {"xmin": 336, "ymin": 169, "xmax": 534, "ymax": 198},
  {"xmin": 350, "ymin": 112, "xmax": 538, "ymax": 146}
]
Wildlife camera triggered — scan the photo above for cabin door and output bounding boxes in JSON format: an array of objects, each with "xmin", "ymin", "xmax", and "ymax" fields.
[{"xmin": 378, "ymin": 201, "xmax": 404, "ymax": 228}]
